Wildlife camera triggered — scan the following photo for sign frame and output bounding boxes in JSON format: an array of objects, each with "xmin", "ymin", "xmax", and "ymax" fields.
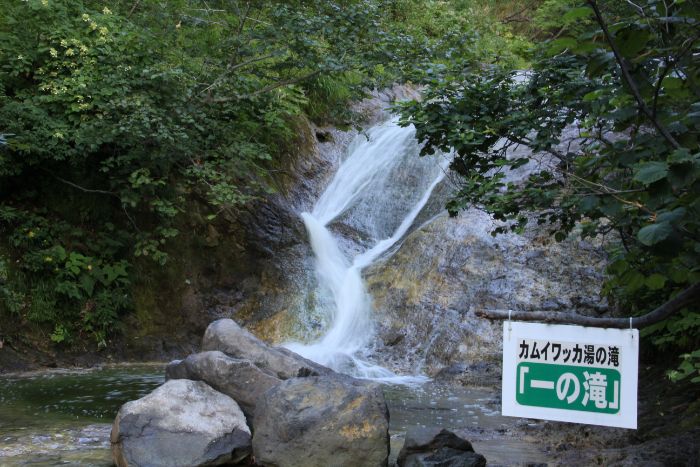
[{"xmin": 502, "ymin": 321, "xmax": 638, "ymax": 429}]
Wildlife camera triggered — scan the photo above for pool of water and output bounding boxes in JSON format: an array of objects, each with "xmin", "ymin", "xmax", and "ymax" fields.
[
  {"xmin": 0, "ymin": 365, "xmax": 164, "ymax": 466},
  {"xmin": 0, "ymin": 366, "xmax": 547, "ymax": 466},
  {"xmin": 384, "ymin": 383, "xmax": 549, "ymax": 466}
]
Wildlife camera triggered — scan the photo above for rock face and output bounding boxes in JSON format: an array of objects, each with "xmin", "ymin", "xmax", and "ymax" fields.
[
  {"xmin": 365, "ymin": 208, "xmax": 608, "ymax": 376},
  {"xmin": 165, "ymin": 350, "xmax": 281, "ymax": 420},
  {"xmin": 397, "ymin": 428, "xmax": 486, "ymax": 467},
  {"xmin": 111, "ymin": 379, "xmax": 251, "ymax": 467},
  {"xmin": 202, "ymin": 319, "xmax": 333, "ymax": 379},
  {"xmin": 252, "ymin": 375, "xmax": 390, "ymax": 467}
]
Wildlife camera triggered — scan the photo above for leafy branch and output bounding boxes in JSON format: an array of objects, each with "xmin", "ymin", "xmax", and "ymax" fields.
[{"xmin": 587, "ymin": 0, "xmax": 681, "ymax": 149}]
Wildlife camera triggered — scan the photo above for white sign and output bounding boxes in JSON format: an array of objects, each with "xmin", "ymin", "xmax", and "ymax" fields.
[{"xmin": 502, "ymin": 321, "xmax": 638, "ymax": 429}]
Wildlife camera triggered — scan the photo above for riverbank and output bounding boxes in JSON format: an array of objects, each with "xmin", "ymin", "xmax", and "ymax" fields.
[{"xmin": 0, "ymin": 334, "xmax": 190, "ymax": 374}]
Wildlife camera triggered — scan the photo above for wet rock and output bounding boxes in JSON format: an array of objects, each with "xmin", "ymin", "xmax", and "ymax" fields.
[
  {"xmin": 202, "ymin": 319, "xmax": 333, "ymax": 379},
  {"xmin": 365, "ymin": 208, "xmax": 608, "ymax": 375},
  {"xmin": 165, "ymin": 350, "xmax": 281, "ymax": 420},
  {"xmin": 382, "ymin": 328, "xmax": 405, "ymax": 347},
  {"xmin": 252, "ymin": 374, "xmax": 389, "ymax": 467},
  {"xmin": 397, "ymin": 427, "xmax": 486, "ymax": 467},
  {"xmin": 111, "ymin": 379, "xmax": 251, "ymax": 467},
  {"xmin": 434, "ymin": 361, "xmax": 501, "ymax": 387}
]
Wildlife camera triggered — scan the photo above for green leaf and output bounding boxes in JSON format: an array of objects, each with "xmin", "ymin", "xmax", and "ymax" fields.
[
  {"xmin": 546, "ymin": 38, "xmax": 577, "ymax": 55},
  {"xmin": 656, "ymin": 208, "xmax": 686, "ymax": 224},
  {"xmin": 646, "ymin": 273, "xmax": 667, "ymax": 290},
  {"xmin": 578, "ymin": 195, "xmax": 599, "ymax": 212},
  {"xmin": 80, "ymin": 274, "xmax": 95, "ymax": 296},
  {"xmin": 667, "ymin": 149, "xmax": 694, "ymax": 165},
  {"xmin": 633, "ymin": 161, "xmax": 668, "ymax": 185},
  {"xmin": 618, "ymin": 29, "xmax": 651, "ymax": 58},
  {"xmin": 622, "ymin": 270, "xmax": 646, "ymax": 292},
  {"xmin": 637, "ymin": 222, "xmax": 673, "ymax": 246},
  {"xmin": 562, "ymin": 6, "xmax": 592, "ymax": 22}
]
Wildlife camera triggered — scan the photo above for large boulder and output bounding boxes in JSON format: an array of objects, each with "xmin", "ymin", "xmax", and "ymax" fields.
[
  {"xmin": 397, "ymin": 427, "xmax": 486, "ymax": 467},
  {"xmin": 252, "ymin": 375, "xmax": 389, "ymax": 467},
  {"xmin": 202, "ymin": 319, "xmax": 333, "ymax": 379},
  {"xmin": 111, "ymin": 379, "xmax": 251, "ymax": 467},
  {"xmin": 165, "ymin": 350, "xmax": 281, "ymax": 420}
]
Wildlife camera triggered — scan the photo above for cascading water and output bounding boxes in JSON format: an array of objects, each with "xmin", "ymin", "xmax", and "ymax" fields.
[{"xmin": 284, "ymin": 117, "xmax": 449, "ymax": 383}]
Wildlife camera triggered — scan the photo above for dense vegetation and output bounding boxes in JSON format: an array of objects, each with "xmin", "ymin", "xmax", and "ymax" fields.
[
  {"xmin": 0, "ymin": 1, "xmax": 521, "ymax": 349},
  {"xmin": 399, "ymin": 0, "xmax": 700, "ymax": 381}
]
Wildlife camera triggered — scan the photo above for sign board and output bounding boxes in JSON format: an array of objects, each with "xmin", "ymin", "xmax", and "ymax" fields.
[{"xmin": 502, "ymin": 321, "xmax": 638, "ymax": 429}]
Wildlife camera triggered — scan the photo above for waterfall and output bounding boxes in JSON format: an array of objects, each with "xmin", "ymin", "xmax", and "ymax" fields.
[{"xmin": 284, "ymin": 117, "xmax": 448, "ymax": 383}]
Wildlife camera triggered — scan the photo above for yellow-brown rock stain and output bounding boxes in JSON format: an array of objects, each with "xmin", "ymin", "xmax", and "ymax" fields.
[{"xmin": 339, "ymin": 420, "xmax": 375, "ymax": 440}]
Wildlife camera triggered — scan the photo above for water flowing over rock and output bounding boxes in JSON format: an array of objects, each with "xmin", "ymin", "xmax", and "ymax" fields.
[
  {"xmin": 110, "ymin": 379, "xmax": 251, "ymax": 467},
  {"xmin": 223, "ymin": 89, "xmax": 607, "ymax": 382},
  {"xmin": 165, "ymin": 351, "xmax": 281, "ymax": 420},
  {"xmin": 252, "ymin": 374, "xmax": 390, "ymax": 467},
  {"xmin": 282, "ymin": 117, "xmax": 449, "ymax": 382}
]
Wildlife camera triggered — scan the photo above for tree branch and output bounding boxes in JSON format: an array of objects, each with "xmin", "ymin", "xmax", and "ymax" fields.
[
  {"xmin": 476, "ymin": 282, "xmax": 700, "ymax": 329},
  {"xmin": 587, "ymin": 0, "xmax": 681, "ymax": 150},
  {"xmin": 49, "ymin": 173, "xmax": 118, "ymax": 197},
  {"xmin": 199, "ymin": 53, "xmax": 276, "ymax": 95},
  {"xmin": 47, "ymin": 172, "xmax": 140, "ymax": 231},
  {"xmin": 128, "ymin": 0, "xmax": 141, "ymax": 18},
  {"xmin": 209, "ymin": 70, "xmax": 322, "ymax": 103}
]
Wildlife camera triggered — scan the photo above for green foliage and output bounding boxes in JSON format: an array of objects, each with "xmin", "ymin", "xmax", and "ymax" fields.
[
  {"xmin": 399, "ymin": 0, "xmax": 700, "ymax": 376},
  {"xmin": 1, "ymin": 0, "xmax": 522, "ymax": 347},
  {"xmin": 0, "ymin": 0, "xmax": 392, "ymax": 346},
  {"xmin": 669, "ymin": 350, "xmax": 700, "ymax": 384}
]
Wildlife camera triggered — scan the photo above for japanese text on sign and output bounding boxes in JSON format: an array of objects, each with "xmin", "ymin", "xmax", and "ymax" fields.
[
  {"xmin": 517, "ymin": 339, "xmax": 620, "ymax": 367},
  {"xmin": 501, "ymin": 322, "xmax": 638, "ymax": 429}
]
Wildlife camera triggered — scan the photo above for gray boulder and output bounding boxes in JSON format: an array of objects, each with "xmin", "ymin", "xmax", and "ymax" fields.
[
  {"xmin": 253, "ymin": 375, "xmax": 389, "ymax": 467},
  {"xmin": 165, "ymin": 350, "xmax": 281, "ymax": 420},
  {"xmin": 397, "ymin": 427, "xmax": 486, "ymax": 467},
  {"xmin": 111, "ymin": 379, "xmax": 251, "ymax": 467},
  {"xmin": 164, "ymin": 359, "xmax": 188, "ymax": 379},
  {"xmin": 202, "ymin": 319, "xmax": 333, "ymax": 379}
]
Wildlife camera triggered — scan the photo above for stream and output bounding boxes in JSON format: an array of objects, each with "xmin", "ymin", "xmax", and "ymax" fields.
[{"xmin": 0, "ymin": 366, "xmax": 550, "ymax": 466}]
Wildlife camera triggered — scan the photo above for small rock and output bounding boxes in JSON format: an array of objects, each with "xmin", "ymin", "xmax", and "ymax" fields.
[
  {"xmin": 205, "ymin": 224, "xmax": 221, "ymax": 247},
  {"xmin": 164, "ymin": 359, "xmax": 188, "ymax": 379},
  {"xmin": 202, "ymin": 319, "xmax": 333, "ymax": 379},
  {"xmin": 111, "ymin": 379, "xmax": 251, "ymax": 467},
  {"xmin": 315, "ymin": 130, "xmax": 333, "ymax": 143},
  {"xmin": 253, "ymin": 374, "xmax": 389, "ymax": 467},
  {"xmin": 397, "ymin": 427, "xmax": 486, "ymax": 467},
  {"xmin": 382, "ymin": 329, "xmax": 405, "ymax": 347}
]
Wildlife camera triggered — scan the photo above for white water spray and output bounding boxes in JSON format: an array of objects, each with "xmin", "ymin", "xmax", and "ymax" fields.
[{"xmin": 284, "ymin": 117, "xmax": 448, "ymax": 383}]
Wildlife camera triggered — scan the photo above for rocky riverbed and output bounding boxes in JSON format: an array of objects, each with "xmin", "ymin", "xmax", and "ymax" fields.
[{"xmin": 1, "ymin": 356, "xmax": 697, "ymax": 466}]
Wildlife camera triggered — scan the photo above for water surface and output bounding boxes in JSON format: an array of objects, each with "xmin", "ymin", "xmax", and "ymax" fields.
[
  {"xmin": 385, "ymin": 382, "xmax": 549, "ymax": 466},
  {"xmin": 0, "ymin": 365, "xmax": 164, "ymax": 466},
  {"xmin": 0, "ymin": 366, "xmax": 547, "ymax": 466}
]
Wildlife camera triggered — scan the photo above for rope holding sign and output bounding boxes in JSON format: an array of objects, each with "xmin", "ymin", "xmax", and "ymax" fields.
[
  {"xmin": 630, "ymin": 317, "xmax": 634, "ymax": 340},
  {"xmin": 508, "ymin": 310, "xmax": 512, "ymax": 340}
]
